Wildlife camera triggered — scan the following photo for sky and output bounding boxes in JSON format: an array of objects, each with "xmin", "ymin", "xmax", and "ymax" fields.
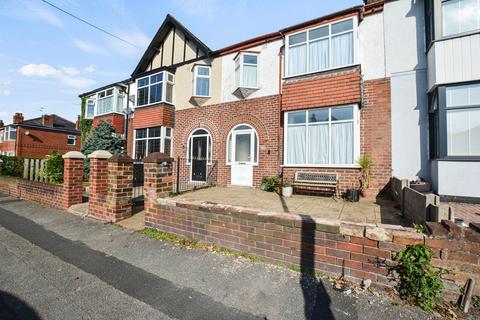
[{"xmin": 0, "ymin": 0, "xmax": 362, "ymax": 124}]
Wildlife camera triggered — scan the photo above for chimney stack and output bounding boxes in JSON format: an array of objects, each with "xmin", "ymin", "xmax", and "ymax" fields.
[
  {"xmin": 13, "ymin": 113, "xmax": 24, "ymax": 124},
  {"xmin": 0, "ymin": 120, "xmax": 4, "ymax": 128},
  {"xmin": 42, "ymin": 114, "xmax": 53, "ymax": 127}
]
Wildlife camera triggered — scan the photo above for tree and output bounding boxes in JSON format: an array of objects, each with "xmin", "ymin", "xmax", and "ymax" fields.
[{"xmin": 81, "ymin": 120, "xmax": 125, "ymax": 179}]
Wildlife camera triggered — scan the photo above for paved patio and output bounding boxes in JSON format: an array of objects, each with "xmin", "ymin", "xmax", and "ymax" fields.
[{"xmin": 174, "ymin": 187, "xmax": 407, "ymax": 226}]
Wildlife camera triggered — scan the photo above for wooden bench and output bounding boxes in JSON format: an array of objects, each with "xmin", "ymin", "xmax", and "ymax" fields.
[{"xmin": 292, "ymin": 172, "xmax": 338, "ymax": 196}]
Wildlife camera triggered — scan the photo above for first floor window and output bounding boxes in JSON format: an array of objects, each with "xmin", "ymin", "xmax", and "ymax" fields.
[
  {"xmin": 134, "ymin": 126, "xmax": 172, "ymax": 160},
  {"xmin": 136, "ymin": 71, "xmax": 174, "ymax": 107},
  {"xmin": 86, "ymin": 100, "xmax": 95, "ymax": 119},
  {"xmin": 5, "ymin": 126, "xmax": 16, "ymax": 141},
  {"xmin": 442, "ymin": 0, "xmax": 480, "ymax": 37},
  {"xmin": 193, "ymin": 66, "xmax": 211, "ymax": 97},
  {"xmin": 284, "ymin": 105, "xmax": 358, "ymax": 166},
  {"xmin": 67, "ymin": 135, "xmax": 76, "ymax": 145},
  {"xmin": 235, "ymin": 54, "xmax": 258, "ymax": 88}
]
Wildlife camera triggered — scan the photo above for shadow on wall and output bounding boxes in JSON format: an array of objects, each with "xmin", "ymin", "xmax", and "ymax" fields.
[
  {"xmin": 299, "ymin": 215, "xmax": 335, "ymax": 320},
  {"xmin": 0, "ymin": 291, "xmax": 42, "ymax": 320}
]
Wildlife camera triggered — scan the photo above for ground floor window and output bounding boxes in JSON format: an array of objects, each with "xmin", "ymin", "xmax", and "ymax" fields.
[
  {"xmin": 284, "ymin": 105, "xmax": 359, "ymax": 166},
  {"xmin": 134, "ymin": 126, "xmax": 172, "ymax": 160},
  {"xmin": 67, "ymin": 135, "xmax": 77, "ymax": 145},
  {"xmin": 429, "ymin": 82, "xmax": 480, "ymax": 158}
]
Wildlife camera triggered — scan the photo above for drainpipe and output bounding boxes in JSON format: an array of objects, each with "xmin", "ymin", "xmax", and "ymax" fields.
[
  {"xmin": 278, "ymin": 33, "xmax": 285, "ymax": 179},
  {"xmin": 124, "ymin": 84, "xmax": 130, "ymax": 155}
]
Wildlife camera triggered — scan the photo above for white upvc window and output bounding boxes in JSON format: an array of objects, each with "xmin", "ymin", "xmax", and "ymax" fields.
[
  {"xmin": 284, "ymin": 105, "xmax": 360, "ymax": 167},
  {"xmin": 133, "ymin": 126, "xmax": 172, "ymax": 160},
  {"xmin": 286, "ymin": 17, "xmax": 357, "ymax": 78},
  {"xmin": 136, "ymin": 71, "xmax": 174, "ymax": 107},
  {"xmin": 193, "ymin": 66, "xmax": 211, "ymax": 97},
  {"xmin": 0, "ymin": 131, "xmax": 3, "ymax": 143},
  {"xmin": 85, "ymin": 99, "xmax": 95, "ymax": 119},
  {"xmin": 67, "ymin": 135, "xmax": 77, "ymax": 146},
  {"xmin": 442, "ymin": 0, "xmax": 480, "ymax": 37},
  {"xmin": 95, "ymin": 88, "xmax": 125, "ymax": 116},
  {"xmin": 235, "ymin": 53, "xmax": 258, "ymax": 88},
  {"xmin": 5, "ymin": 126, "xmax": 16, "ymax": 141}
]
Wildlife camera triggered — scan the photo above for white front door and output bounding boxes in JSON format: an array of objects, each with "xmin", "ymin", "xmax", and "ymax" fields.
[{"xmin": 231, "ymin": 131, "xmax": 254, "ymax": 186}]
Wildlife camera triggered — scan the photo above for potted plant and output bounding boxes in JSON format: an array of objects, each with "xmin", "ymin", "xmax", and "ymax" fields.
[
  {"xmin": 357, "ymin": 155, "xmax": 375, "ymax": 198},
  {"xmin": 261, "ymin": 176, "xmax": 279, "ymax": 192},
  {"xmin": 282, "ymin": 178, "xmax": 293, "ymax": 197},
  {"xmin": 345, "ymin": 187, "xmax": 360, "ymax": 202}
]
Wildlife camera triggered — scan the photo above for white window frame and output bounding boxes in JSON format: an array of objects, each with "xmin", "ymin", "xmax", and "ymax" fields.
[
  {"xmin": 441, "ymin": 0, "xmax": 480, "ymax": 37},
  {"xmin": 135, "ymin": 71, "xmax": 175, "ymax": 108},
  {"xmin": 94, "ymin": 87, "xmax": 126, "ymax": 117},
  {"xmin": 193, "ymin": 66, "xmax": 211, "ymax": 97},
  {"xmin": 5, "ymin": 126, "xmax": 16, "ymax": 141},
  {"xmin": 226, "ymin": 124, "xmax": 259, "ymax": 166},
  {"xmin": 132, "ymin": 126, "xmax": 173, "ymax": 160},
  {"xmin": 285, "ymin": 16, "xmax": 358, "ymax": 78},
  {"xmin": 67, "ymin": 135, "xmax": 77, "ymax": 146},
  {"xmin": 0, "ymin": 130, "xmax": 3, "ymax": 143},
  {"xmin": 234, "ymin": 53, "xmax": 259, "ymax": 89},
  {"xmin": 186, "ymin": 128, "xmax": 212, "ymax": 165},
  {"xmin": 283, "ymin": 105, "xmax": 360, "ymax": 168},
  {"xmin": 85, "ymin": 99, "xmax": 95, "ymax": 119}
]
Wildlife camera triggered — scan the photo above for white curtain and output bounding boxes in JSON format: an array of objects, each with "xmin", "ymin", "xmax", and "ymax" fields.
[
  {"xmin": 308, "ymin": 124, "xmax": 328, "ymax": 164},
  {"xmin": 332, "ymin": 32, "xmax": 353, "ymax": 67},
  {"xmin": 196, "ymin": 77, "xmax": 210, "ymax": 96},
  {"xmin": 243, "ymin": 65, "xmax": 257, "ymax": 87},
  {"xmin": 98, "ymin": 96, "xmax": 113, "ymax": 114},
  {"xmin": 288, "ymin": 44, "xmax": 307, "ymax": 76},
  {"xmin": 309, "ymin": 39, "xmax": 329, "ymax": 72},
  {"xmin": 331, "ymin": 122, "xmax": 354, "ymax": 164},
  {"xmin": 447, "ymin": 108, "xmax": 480, "ymax": 156},
  {"xmin": 287, "ymin": 125, "xmax": 306, "ymax": 164}
]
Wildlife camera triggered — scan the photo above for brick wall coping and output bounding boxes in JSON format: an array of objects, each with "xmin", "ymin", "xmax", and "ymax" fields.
[
  {"xmin": 88, "ymin": 150, "xmax": 112, "ymax": 159},
  {"xmin": 144, "ymin": 152, "xmax": 174, "ymax": 163},
  {"xmin": 157, "ymin": 198, "xmax": 480, "ymax": 244},
  {"xmin": 62, "ymin": 151, "xmax": 86, "ymax": 159},
  {"xmin": 108, "ymin": 153, "xmax": 133, "ymax": 163}
]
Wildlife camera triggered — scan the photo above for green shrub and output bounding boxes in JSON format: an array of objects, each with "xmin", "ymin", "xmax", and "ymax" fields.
[
  {"xmin": 394, "ymin": 244, "xmax": 446, "ymax": 311},
  {"xmin": 43, "ymin": 151, "xmax": 64, "ymax": 183},
  {"xmin": 261, "ymin": 176, "xmax": 279, "ymax": 192},
  {"xmin": 0, "ymin": 155, "xmax": 24, "ymax": 177}
]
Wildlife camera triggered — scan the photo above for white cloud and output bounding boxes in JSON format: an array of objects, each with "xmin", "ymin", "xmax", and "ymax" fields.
[
  {"xmin": 73, "ymin": 39, "xmax": 107, "ymax": 55},
  {"xmin": 107, "ymin": 30, "xmax": 150, "ymax": 58},
  {"xmin": 19, "ymin": 64, "xmax": 61, "ymax": 77},
  {"xmin": 18, "ymin": 63, "xmax": 96, "ymax": 89},
  {"xmin": 172, "ymin": 0, "xmax": 219, "ymax": 20},
  {"xmin": 2, "ymin": 90, "xmax": 11, "ymax": 96}
]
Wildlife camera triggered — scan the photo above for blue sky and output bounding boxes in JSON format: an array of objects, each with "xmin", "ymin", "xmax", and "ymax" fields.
[{"xmin": 0, "ymin": 0, "xmax": 361, "ymax": 124}]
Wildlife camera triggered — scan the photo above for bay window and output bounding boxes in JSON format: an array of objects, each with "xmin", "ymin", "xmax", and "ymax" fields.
[
  {"xmin": 96, "ymin": 88, "xmax": 125, "ymax": 116},
  {"xmin": 134, "ymin": 126, "xmax": 172, "ymax": 160},
  {"xmin": 287, "ymin": 17, "xmax": 355, "ymax": 77},
  {"xmin": 235, "ymin": 54, "xmax": 258, "ymax": 88},
  {"xmin": 284, "ymin": 105, "xmax": 358, "ymax": 166},
  {"xmin": 442, "ymin": 0, "xmax": 480, "ymax": 37},
  {"xmin": 193, "ymin": 66, "xmax": 211, "ymax": 97},
  {"xmin": 136, "ymin": 71, "xmax": 174, "ymax": 107}
]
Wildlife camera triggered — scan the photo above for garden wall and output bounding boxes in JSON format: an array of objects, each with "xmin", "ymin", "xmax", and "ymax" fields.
[{"xmin": 145, "ymin": 198, "xmax": 480, "ymax": 299}]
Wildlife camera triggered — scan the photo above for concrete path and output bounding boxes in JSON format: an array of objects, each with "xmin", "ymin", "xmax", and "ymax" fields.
[{"xmin": 0, "ymin": 194, "xmax": 438, "ymax": 320}]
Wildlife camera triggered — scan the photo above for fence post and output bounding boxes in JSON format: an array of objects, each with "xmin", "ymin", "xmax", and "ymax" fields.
[
  {"xmin": 88, "ymin": 150, "xmax": 112, "ymax": 220},
  {"xmin": 34, "ymin": 159, "xmax": 40, "ymax": 181},
  {"xmin": 23, "ymin": 159, "xmax": 29, "ymax": 179},
  {"xmin": 29, "ymin": 160, "xmax": 34, "ymax": 181},
  {"xmin": 105, "ymin": 153, "xmax": 134, "ymax": 222},
  {"xmin": 176, "ymin": 156, "xmax": 180, "ymax": 194},
  {"xmin": 143, "ymin": 152, "xmax": 174, "ymax": 214},
  {"xmin": 62, "ymin": 151, "xmax": 86, "ymax": 208}
]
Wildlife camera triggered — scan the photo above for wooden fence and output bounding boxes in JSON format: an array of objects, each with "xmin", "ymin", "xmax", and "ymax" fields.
[{"xmin": 23, "ymin": 158, "xmax": 49, "ymax": 182}]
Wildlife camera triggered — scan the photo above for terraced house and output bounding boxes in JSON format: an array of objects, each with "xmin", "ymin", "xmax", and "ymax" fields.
[{"xmin": 79, "ymin": 0, "xmax": 480, "ymax": 201}]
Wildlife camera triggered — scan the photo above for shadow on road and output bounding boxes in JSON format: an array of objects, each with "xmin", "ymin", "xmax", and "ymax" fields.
[
  {"xmin": 299, "ymin": 215, "xmax": 335, "ymax": 320},
  {"xmin": 0, "ymin": 291, "xmax": 42, "ymax": 320}
]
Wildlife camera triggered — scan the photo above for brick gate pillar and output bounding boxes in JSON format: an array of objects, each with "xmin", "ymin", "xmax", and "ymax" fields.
[
  {"xmin": 88, "ymin": 150, "xmax": 112, "ymax": 220},
  {"xmin": 143, "ymin": 152, "xmax": 174, "ymax": 213},
  {"xmin": 62, "ymin": 151, "xmax": 86, "ymax": 208},
  {"xmin": 106, "ymin": 153, "xmax": 134, "ymax": 222}
]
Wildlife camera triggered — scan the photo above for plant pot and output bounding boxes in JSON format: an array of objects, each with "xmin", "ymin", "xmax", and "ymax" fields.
[
  {"xmin": 361, "ymin": 188, "xmax": 377, "ymax": 199},
  {"xmin": 346, "ymin": 189, "xmax": 360, "ymax": 202},
  {"xmin": 282, "ymin": 186, "xmax": 293, "ymax": 198}
]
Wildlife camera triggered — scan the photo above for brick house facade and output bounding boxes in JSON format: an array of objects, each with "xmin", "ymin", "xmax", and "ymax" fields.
[
  {"xmin": 0, "ymin": 113, "xmax": 81, "ymax": 158},
  {"xmin": 80, "ymin": 1, "xmax": 395, "ymax": 196}
]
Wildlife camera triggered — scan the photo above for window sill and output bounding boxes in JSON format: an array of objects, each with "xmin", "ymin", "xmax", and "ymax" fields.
[
  {"xmin": 281, "ymin": 164, "xmax": 360, "ymax": 169},
  {"xmin": 135, "ymin": 101, "xmax": 174, "ymax": 109},
  {"xmin": 433, "ymin": 157, "xmax": 480, "ymax": 162},
  {"xmin": 94, "ymin": 111, "xmax": 124, "ymax": 117},
  {"xmin": 283, "ymin": 64, "xmax": 360, "ymax": 80}
]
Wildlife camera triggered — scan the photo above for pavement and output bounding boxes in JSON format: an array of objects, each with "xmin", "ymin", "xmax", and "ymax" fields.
[
  {"xmin": 174, "ymin": 187, "xmax": 407, "ymax": 225},
  {"xmin": 0, "ymin": 193, "xmax": 440, "ymax": 320}
]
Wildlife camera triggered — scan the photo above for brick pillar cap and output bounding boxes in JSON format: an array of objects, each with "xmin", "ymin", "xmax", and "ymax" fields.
[
  {"xmin": 108, "ymin": 153, "xmax": 134, "ymax": 163},
  {"xmin": 62, "ymin": 151, "xmax": 86, "ymax": 159},
  {"xmin": 143, "ymin": 152, "xmax": 174, "ymax": 163},
  {"xmin": 88, "ymin": 150, "xmax": 113, "ymax": 159}
]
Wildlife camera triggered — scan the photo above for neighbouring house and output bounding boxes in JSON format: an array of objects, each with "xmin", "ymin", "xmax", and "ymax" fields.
[
  {"xmin": 77, "ymin": 0, "xmax": 480, "ymax": 201},
  {"xmin": 0, "ymin": 113, "xmax": 81, "ymax": 158}
]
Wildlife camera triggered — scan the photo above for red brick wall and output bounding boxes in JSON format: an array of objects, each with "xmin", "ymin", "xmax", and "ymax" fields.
[
  {"xmin": 146, "ymin": 198, "xmax": 480, "ymax": 299},
  {"xmin": 92, "ymin": 114, "xmax": 125, "ymax": 134},
  {"xmin": 15, "ymin": 127, "xmax": 80, "ymax": 158},
  {"xmin": 280, "ymin": 76, "xmax": 392, "ymax": 196},
  {"xmin": 173, "ymin": 95, "xmax": 281, "ymax": 188},
  {"xmin": 281, "ymin": 68, "xmax": 361, "ymax": 111},
  {"xmin": 132, "ymin": 104, "xmax": 174, "ymax": 129}
]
